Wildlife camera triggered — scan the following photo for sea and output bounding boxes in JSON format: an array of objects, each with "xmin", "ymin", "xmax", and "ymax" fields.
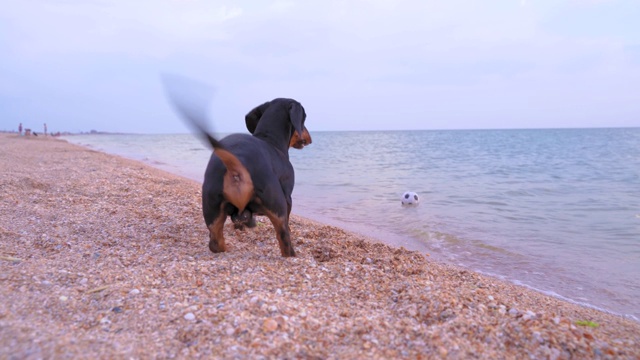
[{"xmin": 63, "ymin": 128, "xmax": 640, "ymax": 321}]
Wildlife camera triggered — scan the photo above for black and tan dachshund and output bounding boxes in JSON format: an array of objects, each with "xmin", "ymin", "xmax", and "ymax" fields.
[{"xmin": 176, "ymin": 98, "xmax": 311, "ymax": 257}]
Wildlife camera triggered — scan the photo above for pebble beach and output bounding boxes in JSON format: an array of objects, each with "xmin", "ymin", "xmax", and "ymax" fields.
[{"xmin": 1, "ymin": 133, "xmax": 639, "ymax": 359}]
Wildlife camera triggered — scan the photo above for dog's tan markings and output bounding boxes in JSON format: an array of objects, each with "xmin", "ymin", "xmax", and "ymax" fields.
[
  {"xmin": 289, "ymin": 128, "xmax": 312, "ymax": 149},
  {"xmin": 208, "ymin": 214, "xmax": 227, "ymax": 253},
  {"xmin": 263, "ymin": 209, "xmax": 296, "ymax": 257},
  {"xmin": 214, "ymin": 148, "xmax": 255, "ymax": 212}
]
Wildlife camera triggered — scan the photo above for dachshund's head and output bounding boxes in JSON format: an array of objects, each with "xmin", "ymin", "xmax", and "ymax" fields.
[{"xmin": 245, "ymin": 98, "xmax": 312, "ymax": 149}]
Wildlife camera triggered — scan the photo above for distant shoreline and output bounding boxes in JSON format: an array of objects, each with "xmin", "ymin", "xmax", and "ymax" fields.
[{"xmin": 3, "ymin": 126, "xmax": 640, "ymax": 137}]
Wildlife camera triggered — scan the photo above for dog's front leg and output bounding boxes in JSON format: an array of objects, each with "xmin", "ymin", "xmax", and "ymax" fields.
[{"xmin": 208, "ymin": 214, "xmax": 227, "ymax": 253}]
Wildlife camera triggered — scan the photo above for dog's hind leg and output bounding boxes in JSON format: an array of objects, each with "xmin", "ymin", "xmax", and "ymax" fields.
[
  {"xmin": 208, "ymin": 214, "xmax": 227, "ymax": 253},
  {"xmin": 264, "ymin": 210, "xmax": 295, "ymax": 257},
  {"xmin": 246, "ymin": 214, "xmax": 257, "ymax": 228}
]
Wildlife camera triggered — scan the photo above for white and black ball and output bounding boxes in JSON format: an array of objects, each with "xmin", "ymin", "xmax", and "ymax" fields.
[{"xmin": 401, "ymin": 191, "xmax": 420, "ymax": 206}]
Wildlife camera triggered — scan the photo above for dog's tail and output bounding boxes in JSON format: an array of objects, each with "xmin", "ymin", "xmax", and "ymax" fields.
[
  {"xmin": 212, "ymin": 146, "xmax": 254, "ymax": 213},
  {"xmin": 162, "ymin": 74, "xmax": 254, "ymax": 212}
]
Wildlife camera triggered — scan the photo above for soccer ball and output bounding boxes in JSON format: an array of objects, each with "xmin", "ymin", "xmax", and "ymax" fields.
[{"xmin": 401, "ymin": 191, "xmax": 419, "ymax": 206}]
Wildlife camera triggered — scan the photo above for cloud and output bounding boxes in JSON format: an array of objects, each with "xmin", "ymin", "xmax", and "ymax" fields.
[
  {"xmin": 270, "ymin": 0, "xmax": 295, "ymax": 12},
  {"xmin": 1, "ymin": 0, "xmax": 244, "ymax": 59}
]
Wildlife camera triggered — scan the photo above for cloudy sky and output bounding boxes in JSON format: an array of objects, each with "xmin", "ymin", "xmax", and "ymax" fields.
[{"xmin": 1, "ymin": 0, "xmax": 639, "ymax": 133}]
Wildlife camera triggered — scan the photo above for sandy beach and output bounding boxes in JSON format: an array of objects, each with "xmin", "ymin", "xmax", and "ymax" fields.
[{"xmin": 1, "ymin": 133, "xmax": 639, "ymax": 359}]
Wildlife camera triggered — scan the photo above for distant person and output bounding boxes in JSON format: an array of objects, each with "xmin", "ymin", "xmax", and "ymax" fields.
[
  {"xmin": 18, "ymin": 123, "xmax": 22, "ymax": 135},
  {"xmin": 44, "ymin": 123, "xmax": 48, "ymax": 136}
]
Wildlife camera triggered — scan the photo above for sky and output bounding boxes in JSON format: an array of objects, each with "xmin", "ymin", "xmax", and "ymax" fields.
[{"xmin": 0, "ymin": 0, "xmax": 639, "ymax": 134}]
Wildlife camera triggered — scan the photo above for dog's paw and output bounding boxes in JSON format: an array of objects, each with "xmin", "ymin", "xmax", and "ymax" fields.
[{"xmin": 208, "ymin": 240, "xmax": 227, "ymax": 253}]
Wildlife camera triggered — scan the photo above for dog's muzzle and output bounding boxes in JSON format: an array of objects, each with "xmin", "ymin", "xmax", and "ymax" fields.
[{"xmin": 290, "ymin": 128, "xmax": 312, "ymax": 149}]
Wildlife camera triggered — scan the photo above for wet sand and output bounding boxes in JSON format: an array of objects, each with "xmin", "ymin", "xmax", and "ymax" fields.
[{"xmin": 1, "ymin": 133, "xmax": 638, "ymax": 359}]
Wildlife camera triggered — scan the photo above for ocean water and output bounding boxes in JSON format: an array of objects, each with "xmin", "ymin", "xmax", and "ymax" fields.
[{"xmin": 64, "ymin": 128, "xmax": 640, "ymax": 320}]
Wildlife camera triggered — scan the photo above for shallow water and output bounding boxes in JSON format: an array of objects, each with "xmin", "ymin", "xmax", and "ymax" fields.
[{"xmin": 64, "ymin": 128, "xmax": 640, "ymax": 320}]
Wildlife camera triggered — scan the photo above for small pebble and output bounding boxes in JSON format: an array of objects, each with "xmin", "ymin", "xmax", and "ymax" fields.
[
  {"xmin": 523, "ymin": 310, "xmax": 537, "ymax": 320},
  {"xmin": 532, "ymin": 331, "xmax": 544, "ymax": 343},
  {"xmin": 438, "ymin": 347, "xmax": 448, "ymax": 357},
  {"xmin": 262, "ymin": 318, "xmax": 278, "ymax": 332},
  {"xmin": 184, "ymin": 312, "xmax": 196, "ymax": 321},
  {"xmin": 593, "ymin": 348, "xmax": 603, "ymax": 357},
  {"xmin": 129, "ymin": 289, "xmax": 140, "ymax": 295},
  {"xmin": 508, "ymin": 308, "xmax": 519, "ymax": 316},
  {"xmin": 112, "ymin": 306, "xmax": 123, "ymax": 313},
  {"xmin": 59, "ymin": 296, "xmax": 68, "ymax": 302}
]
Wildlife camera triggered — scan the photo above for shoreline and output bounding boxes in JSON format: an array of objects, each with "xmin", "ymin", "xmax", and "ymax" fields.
[
  {"xmin": 1, "ymin": 133, "xmax": 639, "ymax": 358},
  {"xmin": 62, "ymin": 133, "xmax": 640, "ymax": 323}
]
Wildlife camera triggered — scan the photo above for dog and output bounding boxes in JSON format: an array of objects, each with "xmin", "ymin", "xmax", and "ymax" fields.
[{"xmin": 188, "ymin": 98, "xmax": 311, "ymax": 257}]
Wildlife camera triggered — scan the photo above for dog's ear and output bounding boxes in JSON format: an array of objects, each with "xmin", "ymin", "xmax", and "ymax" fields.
[
  {"xmin": 288, "ymin": 101, "xmax": 306, "ymax": 137},
  {"xmin": 245, "ymin": 101, "xmax": 271, "ymax": 134}
]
